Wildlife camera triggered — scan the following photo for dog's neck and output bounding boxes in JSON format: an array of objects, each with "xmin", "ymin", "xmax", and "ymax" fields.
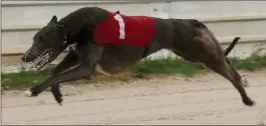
[{"xmin": 58, "ymin": 7, "xmax": 109, "ymax": 45}]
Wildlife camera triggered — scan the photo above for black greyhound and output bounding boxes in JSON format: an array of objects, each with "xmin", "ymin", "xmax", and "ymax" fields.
[{"xmin": 21, "ymin": 7, "xmax": 254, "ymax": 106}]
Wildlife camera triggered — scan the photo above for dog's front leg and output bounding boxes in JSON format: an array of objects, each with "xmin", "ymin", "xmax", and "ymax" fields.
[
  {"xmin": 50, "ymin": 47, "xmax": 81, "ymax": 104},
  {"xmin": 25, "ymin": 63, "xmax": 93, "ymax": 97},
  {"xmin": 25, "ymin": 44, "xmax": 103, "ymax": 104},
  {"xmin": 49, "ymin": 46, "xmax": 94, "ymax": 104}
]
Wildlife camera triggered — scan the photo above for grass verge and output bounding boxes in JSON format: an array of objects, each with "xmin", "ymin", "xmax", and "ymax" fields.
[{"xmin": 2, "ymin": 54, "xmax": 266, "ymax": 90}]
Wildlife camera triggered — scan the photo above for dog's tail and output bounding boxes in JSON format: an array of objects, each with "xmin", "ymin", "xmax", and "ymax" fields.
[{"xmin": 224, "ymin": 37, "xmax": 240, "ymax": 56}]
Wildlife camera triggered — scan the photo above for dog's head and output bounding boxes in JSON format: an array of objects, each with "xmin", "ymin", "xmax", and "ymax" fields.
[{"xmin": 21, "ymin": 15, "xmax": 68, "ymax": 70}]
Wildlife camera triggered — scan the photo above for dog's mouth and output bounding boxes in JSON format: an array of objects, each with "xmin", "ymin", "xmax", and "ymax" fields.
[{"xmin": 22, "ymin": 49, "xmax": 52, "ymax": 71}]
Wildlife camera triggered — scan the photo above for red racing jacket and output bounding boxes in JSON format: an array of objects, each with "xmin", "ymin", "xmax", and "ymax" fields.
[{"xmin": 93, "ymin": 11, "xmax": 156, "ymax": 46}]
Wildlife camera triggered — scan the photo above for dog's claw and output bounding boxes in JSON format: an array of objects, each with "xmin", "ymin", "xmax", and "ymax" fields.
[
  {"xmin": 56, "ymin": 98, "xmax": 63, "ymax": 106},
  {"xmin": 24, "ymin": 90, "xmax": 33, "ymax": 97}
]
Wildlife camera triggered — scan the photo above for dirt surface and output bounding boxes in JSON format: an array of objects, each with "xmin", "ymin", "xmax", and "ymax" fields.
[{"xmin": 2, "ymin": 70, "xmax": 266, "ymax": 125}]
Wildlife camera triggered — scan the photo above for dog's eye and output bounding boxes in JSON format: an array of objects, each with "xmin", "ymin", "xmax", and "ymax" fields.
[{"xmin": 39, "ymin": 36, "xmax": 44, "ymax": 41}]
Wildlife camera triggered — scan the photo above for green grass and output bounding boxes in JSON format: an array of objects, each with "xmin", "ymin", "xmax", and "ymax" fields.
[
  {"xmin": 136, "ymin": 57, "xmax": 206, "ymax": 76},
  {"xmin": 2, "ymin": 54, "xmax": 266, "ymax": 90},
  {"xmin": 2, "ymin": 69, "xmax": 51, "ymax": 90},
  {"xmin": 230, "ymin": 54, "xmax": 266, "ymax": 71}
]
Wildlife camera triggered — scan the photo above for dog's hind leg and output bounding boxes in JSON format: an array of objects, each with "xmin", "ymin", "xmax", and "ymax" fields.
[
  {"xmin": 223, "ymin": 37, "xmax": 248, "ymax": 87},
  {"xmin": 203, "ymin": 57, "xmax": 254, "ymax": 106},
  {"xmin": 193, "ymin": 36, "xmax": 255, "ymax": 106},
  {"xmin": 172, "ymin": 37, "xmax": 241, "ymax": 63}
]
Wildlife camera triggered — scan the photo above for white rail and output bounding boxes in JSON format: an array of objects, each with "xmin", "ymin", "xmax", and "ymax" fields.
[{"xmin": 2, "ymin": 1, "xmax": 266, "ymax": 57}]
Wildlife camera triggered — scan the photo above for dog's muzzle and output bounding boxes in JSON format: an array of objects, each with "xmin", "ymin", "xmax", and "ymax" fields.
[{"xmin": 21, "ymin": 49, "xmax": 52, "ymax": 71}]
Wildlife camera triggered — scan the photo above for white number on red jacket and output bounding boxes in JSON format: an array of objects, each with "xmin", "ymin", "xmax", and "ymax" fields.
[{"xmin": 114, "ymin": 14, "xmax": 125, "ymax": 40}]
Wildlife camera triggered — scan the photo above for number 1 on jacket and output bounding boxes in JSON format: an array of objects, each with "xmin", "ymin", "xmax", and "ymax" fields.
[{"xmin": 114, "ymin": 14, "xmax": 125, "ymax": 40}]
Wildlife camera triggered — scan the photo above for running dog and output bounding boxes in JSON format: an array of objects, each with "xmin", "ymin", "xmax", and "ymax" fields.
[{"xmin": 21, "ymin": 7, "xmax": 255, "ymax": 106}]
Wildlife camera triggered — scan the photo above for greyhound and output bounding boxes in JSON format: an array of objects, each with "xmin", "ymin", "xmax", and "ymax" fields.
[{"xmin": 21, "ymin": 7, "xmax": 255, "ymax": 106}]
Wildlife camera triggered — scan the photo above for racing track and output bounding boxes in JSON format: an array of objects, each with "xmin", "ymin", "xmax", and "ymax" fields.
[{"xmin": 2, "ymin": 70, "xmax": 266, "ymax": 125}]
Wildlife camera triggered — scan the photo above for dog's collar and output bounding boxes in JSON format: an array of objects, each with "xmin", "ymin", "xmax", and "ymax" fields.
[
  {"xmin": 68, "ymin": 43, "xmax": 77, "ymax": 48},
  {"xmin": 63, "ymin": 34, "xmax": 67, "ymax": 44}
]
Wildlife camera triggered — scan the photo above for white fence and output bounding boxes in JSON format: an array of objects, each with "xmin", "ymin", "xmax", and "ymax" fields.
[{"xmin": 2, "ymin": 1, "xmax": 266, "ymax": 73}]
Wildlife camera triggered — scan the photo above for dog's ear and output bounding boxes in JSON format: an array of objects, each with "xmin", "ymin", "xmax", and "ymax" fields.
[{"xmin": 48, "ymin": 15, "xmax": 58, "ymax": 24}]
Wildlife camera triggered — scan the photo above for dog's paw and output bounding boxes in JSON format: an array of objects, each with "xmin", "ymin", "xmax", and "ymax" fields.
[
  {"xmin": 243, "ymin": 98, "xmax": 256, "ymax": 107},
  {"xmin": 24, "ymin": 89, "xmax": 34, "ymax": 97},
  {"xmin": 24, "ymin": 88, "xmax": 39, "ymax": 97},
  {"xmin": 54, "ymin": 94, "xmax": 63, "ymax": 105}
]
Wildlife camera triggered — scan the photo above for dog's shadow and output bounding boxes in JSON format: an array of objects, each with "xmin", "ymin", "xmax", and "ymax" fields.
[{"xmin": 257, "ymin": 107, "xmax": 266, "ymax": 125}]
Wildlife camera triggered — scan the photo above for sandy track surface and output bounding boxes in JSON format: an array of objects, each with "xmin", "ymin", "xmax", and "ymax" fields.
[{"xmin": 2, "ymin": 70, "xmax": 266, "ymax": 125}]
